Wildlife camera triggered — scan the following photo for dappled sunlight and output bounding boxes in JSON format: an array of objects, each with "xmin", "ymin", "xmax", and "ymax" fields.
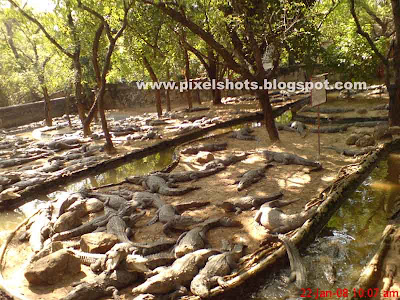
[{"xmin": 370, "ymin": 180, "xmax": 400, "ymax": 192}]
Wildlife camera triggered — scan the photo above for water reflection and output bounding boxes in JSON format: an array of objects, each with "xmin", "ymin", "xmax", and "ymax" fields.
[
  {"xmin": 47, "ymin": 147, "xmax": 176, "ymax": 196},
  {"xmin": 0, "ymin": 211, "xmax": 24, "ymax": 244},
  {"xmin": 253, "ymin": 152, "xmax": 400, "ymax": 300}
]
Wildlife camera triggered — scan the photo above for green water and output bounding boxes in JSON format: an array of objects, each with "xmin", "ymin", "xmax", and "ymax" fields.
[
  {"xmin": 253, "ymin": 152, "xmax": 400, "ymax": 300},
  {"xmin": 47, "ymin": 147, "xmax": 176, "ymax": 196}
]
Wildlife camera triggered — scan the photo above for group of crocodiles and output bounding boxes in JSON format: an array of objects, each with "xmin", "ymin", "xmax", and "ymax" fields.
[{"xmin": 16, "ymin": 141, "xmax": 323, "ymax": 299}]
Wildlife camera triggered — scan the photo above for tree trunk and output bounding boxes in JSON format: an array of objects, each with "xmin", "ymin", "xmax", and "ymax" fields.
[
  {"xmin": 64, "ymin": 88, "xmax": 72, "ymax": 128},
  {"xmin": 183, "ymin": 48, "xmax": 193, "ymax": 110},
  {"xmin": 208, "ymin": 50, "xmax": 222, "ymax": 105},
  {"xmin": 96, "ymin": 85, "xmax": 114, "ymax": 153},
  {"xmin": 166, "ymin": 66, "xmax": 172, "ymax": 111},
  {"xmin": 389, "ymin": 0, "xmax": 400, "ymax": 126},
  {"xmin": 73, "ymin": 55, "xmax": 87, "ymax": 127},
  {"xmin": 143, "ymin": 56, "xmax": 162, "ymax": 117},
  {"xmin": 41, "ymin": 86, "xmax": 52, "ymax": 126},
  {"xmin": 256, "ymin": 90, "xmax": 279, "ymax": 141}
]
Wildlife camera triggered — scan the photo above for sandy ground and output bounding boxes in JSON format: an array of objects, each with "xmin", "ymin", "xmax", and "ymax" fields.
[{"xmin": 0, "ymin": 90, "xmax": 395, "ymax": 299}]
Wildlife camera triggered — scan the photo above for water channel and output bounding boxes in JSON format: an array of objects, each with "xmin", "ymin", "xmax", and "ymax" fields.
[{"xmin": 252, "ymin": 151, "xmax": 400, "ymax": 299}]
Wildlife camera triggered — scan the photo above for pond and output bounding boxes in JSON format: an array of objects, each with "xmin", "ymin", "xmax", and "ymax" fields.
[{"xmin": 252, "ymin": 152, "xmax": 400, "ymax": 300}]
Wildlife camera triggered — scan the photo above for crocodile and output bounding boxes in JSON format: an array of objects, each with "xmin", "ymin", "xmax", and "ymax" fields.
[
  {"xmin": 180, "ymin": 142, "xmax": 228, "ymax": 155},
  {"xmin": 152, "ymin": 164, "xmax": 226, "ymax": 183},
  {"xmin": 28, "ymin": 205, "xmax": 53, "ymax": 252},
  {"xmin": 174, "ymin": 217, "xmax": 241, "ymax": 258},
  {"xmin": 33, "ymin": 160, "xmax": 65, "ymax": 173},
  {"xmin": 263, "ymin": 150, "xmax": 322, "ymax": 169},
  {"xmin": 229, "ymin": 126, "xmax": 256, "ymax": 140},
  {"xmin": 290, "ymin": 121, "xmax": 307, "ymax": 137},
  {"xmin": 131, "ymin": 249, "xmax": 219, "ymax": 295},
  {"xmin": 10, "ymin": 177, "xmax": 47, "ymax": 191},
  {"xmin": 64, "ymin": 269, "xmax": 138, "ymax": 300},
  {"xmin": 0, "ymin": 153, "xmax": 48, "ymax": 168},
  {"xmin": 190, "ymin": 243, "xmax": 245, "ymax": 298},
  {"xmin": 254, "ymin": 204, "xmax": 317, "ymax": 234},
  {"xmin": 216, "ymin": 191, "xmax": 285, "ymax": 213},
  {"xmin": 147, "ymin": 202, "xmax": 209, "ymax": 236},
  {"xmin": 203, "ymin": 152, "xmax": 248, "ymax": 170},
  {"xmin": 126, "ymin": 174, "xmax": 200, "ymax": 196},
  {"xmin": 106, "ymin": 210, "xmax": 145, "ymax": 243},
  {"xmin": 323, "ymin": 145, "xmax": 376, "ymax": 157},
  {"xmin": 309, "ymin": 125, "xmax": 349, "ymax": 133},
  {"xmin": 278, "ymin": 234, "xmax": 307, "ymax": 289},
  {"xmin": 235, "ymin": 165, "xmax": 272, "ymax": 191},
  {"xmin": 0, "ymin": 174, "xmax": 20, "ymax": 186},
  {"xmin": 52, "ymin": 209, "xmax": 117, "ymax": 241},
  {"xmin": 91, "ymin": 243, "xmax": 137, "ymax": 274},
  {"xmin": 124, "ymin": 252, "xmax": 176, "ymax": 272},
  {"xmin": 80, "ymin": 188, "xmax": 128, "ymax": 210}
]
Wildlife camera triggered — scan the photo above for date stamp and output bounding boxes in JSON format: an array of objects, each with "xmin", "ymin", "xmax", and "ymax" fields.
[{"xmin": 300, "ymin": 288, "xmax": 399, "ymax": 299}]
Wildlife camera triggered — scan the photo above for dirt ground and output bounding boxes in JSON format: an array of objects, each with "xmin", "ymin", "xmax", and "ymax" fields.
[{"xmin": 1, "ymin": 90, "xmax": 396, "ymax": 299}]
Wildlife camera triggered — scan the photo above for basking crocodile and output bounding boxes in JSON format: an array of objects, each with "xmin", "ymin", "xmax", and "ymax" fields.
[
  {"xmin": 190, "ymin": 243, "xmax": 245, "ymax": 298},
  {"xmin": 323, "ymin": 145, "xmax": 375, "ymax": 157},
  {"xmin": 229, "ymin": 126, "xmax": 256, "ymax": 140},
  {"xmin": 216, "ymin": 191, "xmax": 286, "ymax": 214},
  {"xmin": 0, "ymin": 153, "xmax": 48, "ymax": 168},
  {"xmin": 290, "ymin": 121, "xmax": 307, "ymax": 137},
  {"xmin": 131, "ymin": 249, "xmax": 219, "ymax": 295},
  {"xmin": 203, "ymin": 152, "xmax": 248, "ymax": 170},
  {"xmin": 174, "ymin": 217, "xmax": 241, "ymax": 258},
  {"xmin": 106, "ymin": 210, "xmax": 145, "ymax": 244},
  {"xmin": 236, "ymin": 165, "xmax": 272, "ymax": 191},
  {"xmin": 80, "ymin": 188, "xmax": 157, "ymax": 211},
  {"xmin": 309, "ymin": 125, "xmax": 349, "ymax": 133},
  {"xmin": 28, "ymin": 205, "xmax": 53, "ymax": 252},
  {"xmin": 52, "ymin": 208, "xmax": 117, "ymax": 241},
  {"xmin": 64, "ymin": 269, "xmax": 138, "ymax": 300},
  {"xmin": 263, "ymin": 150, "xmax": 322, "ymax": 169},
  {"xmin": 254, "ymin": 204, "xmax": 317, "ymax": 234},
  {"xmin": 153, "ymin": 164, "xmax": 226, "ymax": 183},
  {"xmin": 126, "ymin": 174, "xmax": 200, "ymax": 196},
  {"xmin": 126, "ymin": 252, "xmax": 176, "ymax": 272},
  {"xmin": 181, "ymin": 142, "xmax": 228, "ymax": 155},
  {"xmin": 147, "ymin": 202, "xmax": 208, "ymax": 236},
  {"xmin": 278, "ymin": 234, "xmax": 307, "ymax": 289}
]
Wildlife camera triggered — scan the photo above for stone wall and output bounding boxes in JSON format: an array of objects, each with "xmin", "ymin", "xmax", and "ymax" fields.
[
  {"xmin": 0, "ymin": 66, "xmax": 312, "ymax": 129},
  {"xmin": 0, "ymin": 97, "xmax": 71, "ymax": 129}
]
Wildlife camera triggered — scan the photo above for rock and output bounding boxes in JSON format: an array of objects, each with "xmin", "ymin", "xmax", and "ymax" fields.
[
  {"xmin": 374, "ymin": 125, "xmax": 392, "ymax": 140},
  {"xmin": 80, "ymin": 232, "xmax": 119, "ymax": 253},
  {"xmin": 389, "ymin": 126, "xmax": 400, "ymax": 135},
  {"xmin": 196, "ymin": 151, "xmax": 214, "ymax": 164},
  {"xmin": 53, "ymin": 211, "xmax": 82, "ymax": 233},
  {"xmin": 24, "ymin": 249, "xmax": 81, "ymax": 285},
  {"xmin": 84, "ymin": 198, "xmax": 104, "ymax": 213},
  {"xmin": 0, "ymin": 189, "xmax": 21, "ymax": 201},
  {"xmin": 357, "ymin": 108, "xmax": 368, "ymax": 115},
  {"xmin": 346, "ymin": 134, "xmax": 361, "ymax": 146},
  {"xmin": 356, "ymin": 135, "xmax": 375, "ymax": 147}
]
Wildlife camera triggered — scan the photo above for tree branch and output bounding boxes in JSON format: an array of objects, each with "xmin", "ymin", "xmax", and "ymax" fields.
[
  {"xmin": 7, "ymin": 0, "xmax": 73, "ymax": 58},
  {"xmin": 349, "ymin": 0, "xmax": 389, "ymax": 66}
]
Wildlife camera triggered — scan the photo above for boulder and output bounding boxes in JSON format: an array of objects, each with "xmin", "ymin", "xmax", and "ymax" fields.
[
  {"xmin": 196, "ymin": 151, "xmax": 214, "ymax": 164},
  {"xmin": 84, "ymin": 198, "xmax": 104, "ymax": 213},
  {"xmin": 357, "ymin": 108, "xmax": 368, "ymax": 115},
  {"xmin": 24, "ymin": 249, "xmax": 81, "ymax": 285},
  {"xmin": 356, "ymin": 135, "xmax": 375, "ymax": 147},
  {"xmin": 374, "ymin": 125, "xmax": 392, "ymax": 140},
  {"xmin": 346, "ymin": 134, "xmax": 361, "ymax": 146},
  {"xmin": 80, "ymin": 232, "xmax": 118, "ymax": 253},
  {"xmin": 53, "ymin": 211, "xmax": 82, "ymax": 233}
]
